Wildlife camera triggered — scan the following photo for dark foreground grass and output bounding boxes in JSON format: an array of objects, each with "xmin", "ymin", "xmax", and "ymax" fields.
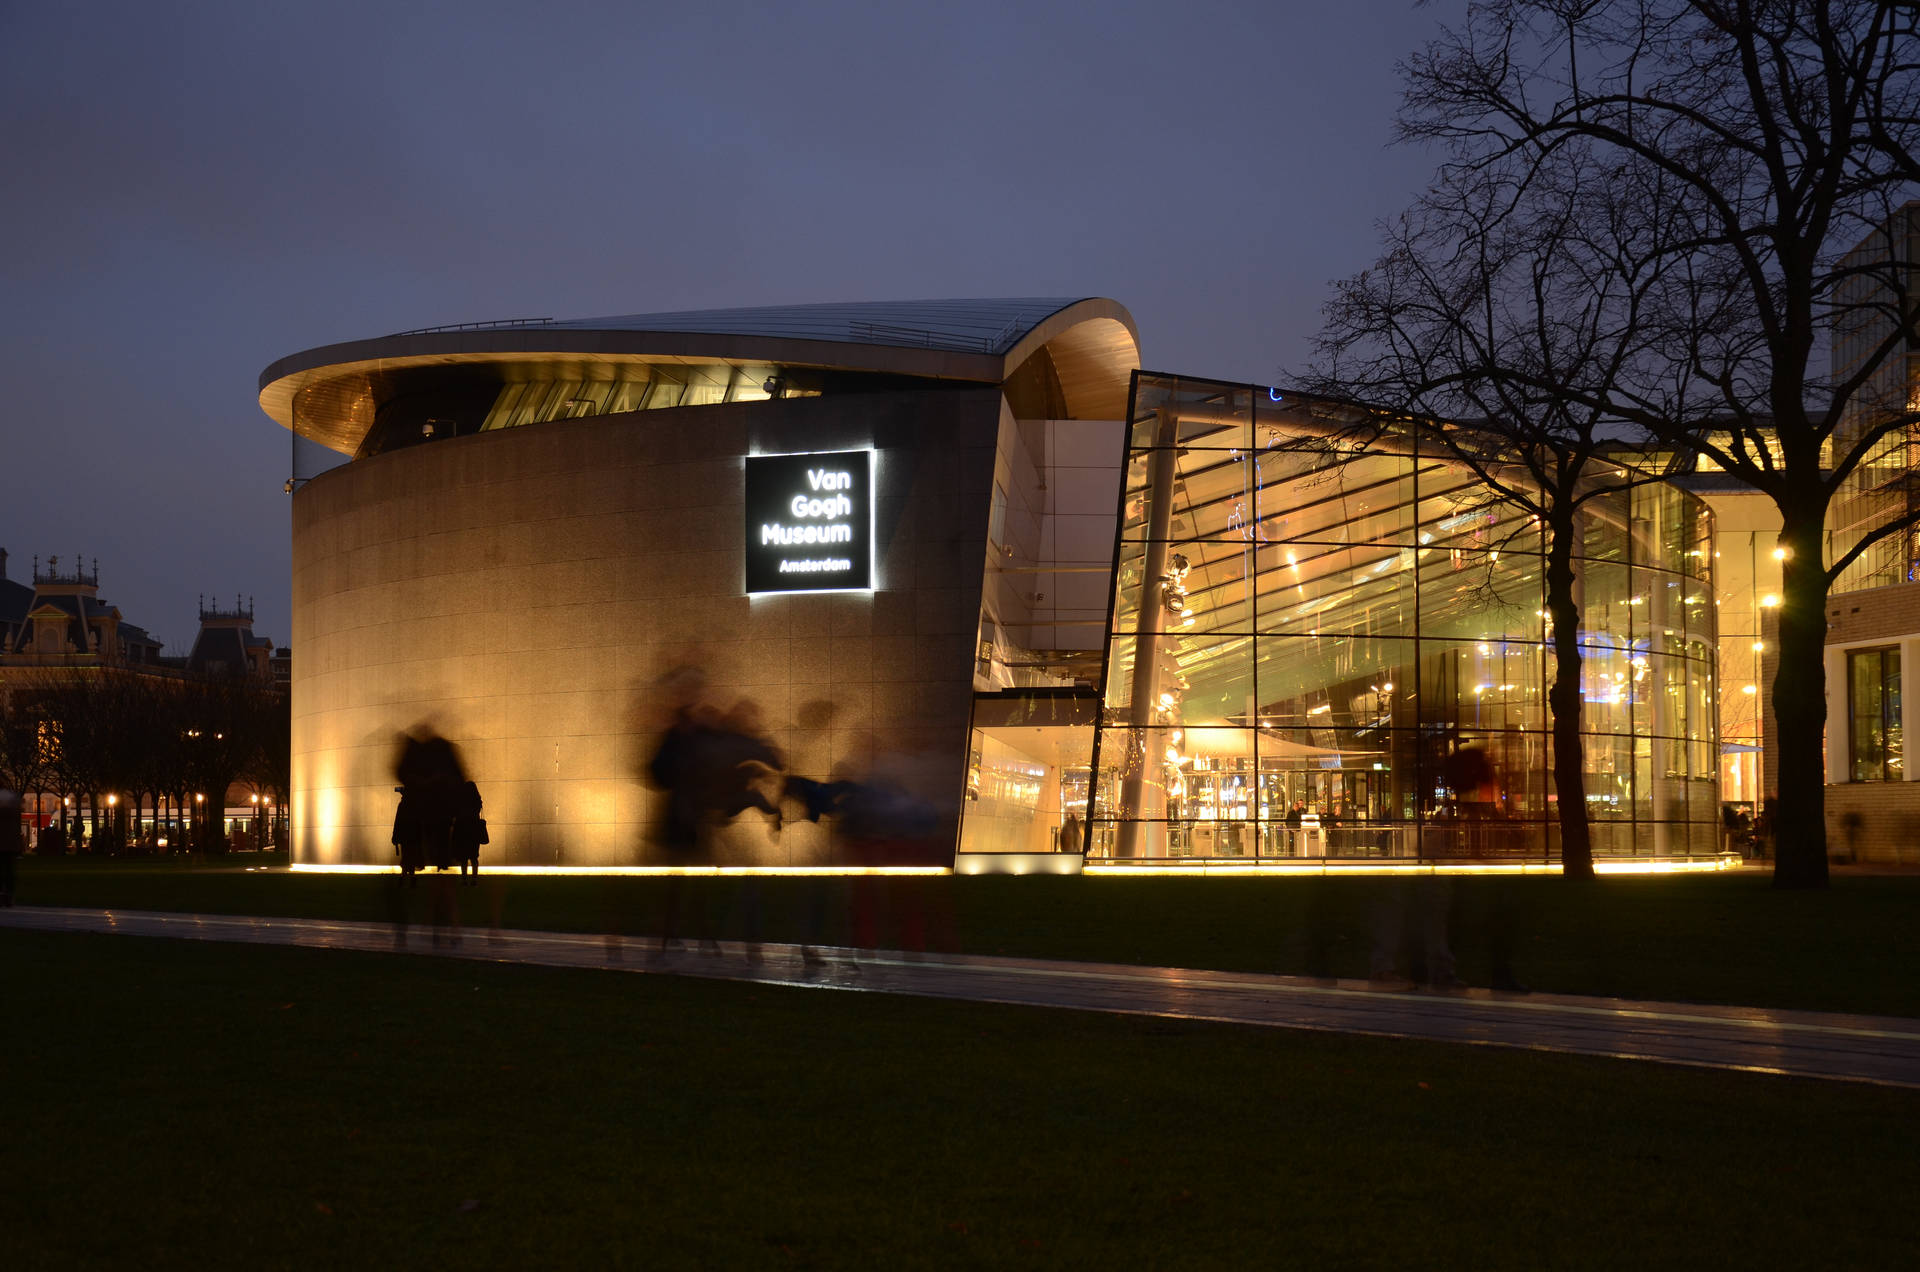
[
  {"xmin": 17, "ymin": 853, "xmax": 1920, "ymax": 1017},
  {"xmin": 1, "ymin": 929, "xmax": 1913, "ymax": 1270}
]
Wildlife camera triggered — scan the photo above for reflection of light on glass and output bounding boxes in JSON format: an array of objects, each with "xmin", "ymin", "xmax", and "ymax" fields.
[{"xmin": 1308, "ymin": 703, "xmax": 1332, "ymax": 714}]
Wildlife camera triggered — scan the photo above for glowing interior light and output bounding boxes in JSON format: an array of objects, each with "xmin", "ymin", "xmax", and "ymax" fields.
[
  {"xmin": 1742, "ymin": 684, "xmax": 1758, "ymax": 694},
  {"xmin": 1752, "ymin": 641, "xmax": 1765, "ymax": 652},
  {"xmin": 1772, "ymin": 547, "xmax": 1788, "ymax": 561},
  {"xmin": 1761, "ymin": 594, "xmax": 1781, "ymax": 607}
]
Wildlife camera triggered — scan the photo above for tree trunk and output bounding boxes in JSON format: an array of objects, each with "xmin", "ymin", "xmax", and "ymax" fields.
[
  {"xmin": 1771, "ymin": 512, "xmax": 1830, "ymax": 889},
  {"xmin": 1545, "ymin": 514, "xmax": 1594, "ymax": 879}
]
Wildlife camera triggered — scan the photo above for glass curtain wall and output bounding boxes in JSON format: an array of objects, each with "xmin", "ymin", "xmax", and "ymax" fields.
[{"xmin": 1086, "ymin": 372, "xmax": 1721, "ymax": 863}]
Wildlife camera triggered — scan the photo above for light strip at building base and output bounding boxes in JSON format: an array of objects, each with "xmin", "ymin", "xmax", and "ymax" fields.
[
  {"xmin": 286, "ymin": 857, "xmax": 1740, "ymax": 878},
  {"xmin": 288, "ymin": 863, "xmax": 951, "ymax": 877},
  {"xmin": 1082, "ymin": 856, "xmax": 1743, "ymax": 877}
]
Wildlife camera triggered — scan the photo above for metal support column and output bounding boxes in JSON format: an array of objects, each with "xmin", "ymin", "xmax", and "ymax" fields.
[{"xmin": 1115, "ymin": 409, "xmax": 1180, "ymax": 858}]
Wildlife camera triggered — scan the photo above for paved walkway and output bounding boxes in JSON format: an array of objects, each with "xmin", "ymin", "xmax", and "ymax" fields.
[{"xmin": 6, "ymin": 905, "xmax": 1919, "ymax": 1089}]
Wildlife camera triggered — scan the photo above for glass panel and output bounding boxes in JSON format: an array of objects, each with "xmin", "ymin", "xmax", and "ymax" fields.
[
  {"xmin": 1257, "ymin": 542, "xmax": 1417, "ymax": 637},
  {"xmin": 1416, "ymin": 639, "xmax": 1545, "ymax": 732},
  {"xmin": 1889, "ymin": 649, "xmax": 1904, "ymax": 780},
  {"xmin": 1849, "ymin": 647, "xmax": 1903, "ymax": 781},
  {"xmin": 1416, "ymin": 548, "xmax": 1546, "ymax": 642},
  {"xmin": 959, "ymin": 724, "xmax": 1095, "ymax": 855}
]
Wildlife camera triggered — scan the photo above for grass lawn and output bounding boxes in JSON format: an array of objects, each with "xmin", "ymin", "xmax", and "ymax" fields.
[
  {"xmin": 15, "ymin": 853, "xmax": 1920, "ymax": 1017},
  {"xmin": 1, "ymin": 928, "xmax": 1912, "ymax": 1270}
]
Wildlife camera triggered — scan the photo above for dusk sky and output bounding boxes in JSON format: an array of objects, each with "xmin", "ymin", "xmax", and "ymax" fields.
[{"xmin": 2, "ymin": 0, "xmax": 1452, "ymax": 648}]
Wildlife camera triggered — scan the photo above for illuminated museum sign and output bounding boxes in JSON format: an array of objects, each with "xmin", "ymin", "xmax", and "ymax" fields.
[{"xmin": 744, "ymin": 450, "xmax": 873, "ymax": 593}]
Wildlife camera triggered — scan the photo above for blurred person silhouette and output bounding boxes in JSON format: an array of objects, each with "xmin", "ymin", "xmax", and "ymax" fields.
[
  {"xmin": 642, "ymin": 666, "xmax": 724, "ymax": 958},
  {"xmin": 1753, "ymin": 798, "xmax": 1777, "ymax": 860},
  {"xmin": 391, "ymin": 786, "xmax": 426, "ymax": 884},
  {"xmin": 392, "ymin": 727, "xmax": 470, "ymax": 945},
  {"xmin": 0, "ymin": 787, "xmax": 23, "ymax": 906},
  {"xmin": 452, "ymin": 780, "xmax": 486, "ymax": 886},
  {"xmin": 1442, "ymin": 745, "xmax": 1502, "ymax": 859},
  {"xmin": 837, "ymin": 758, "xmax": 949, "ymax": 957},
  {"xmin": 714, "ymin": 699, "xmax": 785, "ymax": 835},
  {"xmin": 1369, "ymin": 876, "xmax": 1457, "ymax": 990},
  {"xmin": 705, "ymin": 697, "xmax": 789, "ymax": 961},
  {"xmin": 1059, "ymin": 808, "xmax": 1083, "ymax": 855},
  {"xmin": 791, "ymin": 761, "xmax": 860, "ymax": 966}
]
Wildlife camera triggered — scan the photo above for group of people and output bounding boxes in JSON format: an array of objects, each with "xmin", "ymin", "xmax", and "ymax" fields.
[
  {"xmin": 390, "ymin": 730, "xmax": 486, "ymax": 885},
  {"xmin": 645, "ymin": 675, "xmax": 938, "ymax": 865},
  {"xmin": 382, "ymin": 670, "xmax": 942, "ymax": 912}
]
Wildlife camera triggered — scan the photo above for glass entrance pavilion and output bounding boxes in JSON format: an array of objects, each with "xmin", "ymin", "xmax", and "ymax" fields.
[{"xmin": 1082, "ymin": 372, "xmax": 1722, "ymax": 864}]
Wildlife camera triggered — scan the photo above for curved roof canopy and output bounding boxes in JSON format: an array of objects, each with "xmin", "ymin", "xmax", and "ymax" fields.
[{"xmin": 260, "ymin": 297, "xmax": 1140, "ymax": 454}]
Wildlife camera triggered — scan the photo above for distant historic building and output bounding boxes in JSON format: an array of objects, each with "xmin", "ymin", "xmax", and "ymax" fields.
[
  {"xmin": 0, "ymin": 550, "xmax": 290, "ymax": 851},
  {"xmin": 1, "ymin": 554, "xmax": 164, "ymax": 665},
  {"xmin": 186, "ymin": 597, "xmax": 281, "ymax": 681},
  {"xmin": 0, "ymin": 553, "xmax": 283, "ymax": 679}
]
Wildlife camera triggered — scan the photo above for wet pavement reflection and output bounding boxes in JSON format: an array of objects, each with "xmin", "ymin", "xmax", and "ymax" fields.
[{"xmin": 4, "ymin": 904, "xmax": 1917, "ymax": 1089}]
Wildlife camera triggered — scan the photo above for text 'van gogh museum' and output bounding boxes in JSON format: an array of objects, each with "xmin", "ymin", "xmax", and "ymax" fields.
[{"xmin": 260, "ymin": 298, "xmax": 1729, "ymax": 874}]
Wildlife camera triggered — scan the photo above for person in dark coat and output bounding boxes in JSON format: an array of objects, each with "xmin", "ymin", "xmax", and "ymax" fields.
[
  {"xmin": 451, "ymin": 780, "xmax": 485, "ymax": 885},
  {"xmin": 391, "ymin": 788, "xmax": 426, "ymax": 883}
]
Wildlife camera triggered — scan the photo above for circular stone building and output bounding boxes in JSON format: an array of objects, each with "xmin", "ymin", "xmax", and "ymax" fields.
[
  {"xmin": 263, "ymin": 300, "xmax": 1724, "ymax": 872},
  {"xmin": 261, "ymin": 299, "xmax": 1140, "ymax": 869}
]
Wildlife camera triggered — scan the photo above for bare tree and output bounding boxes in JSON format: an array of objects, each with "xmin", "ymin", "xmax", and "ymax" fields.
[
  {"xmin": 1308, "ymin": 150, "xmax": 1681, "ymax": 878},
  {"xmin": 1396, "ymin": 0, "xmax": 1920, "ymax": 887}
]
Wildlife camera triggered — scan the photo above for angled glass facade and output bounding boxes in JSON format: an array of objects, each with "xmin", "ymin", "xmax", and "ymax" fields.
[{"xmin": 1086, "ymin": 373, "xmax": 1722, "ymax": 863}]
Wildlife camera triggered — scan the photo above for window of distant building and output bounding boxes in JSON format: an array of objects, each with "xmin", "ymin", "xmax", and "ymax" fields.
[{"xmin": 1848, "ymin": 646, "xmax": 1903, "ymax": 781}]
